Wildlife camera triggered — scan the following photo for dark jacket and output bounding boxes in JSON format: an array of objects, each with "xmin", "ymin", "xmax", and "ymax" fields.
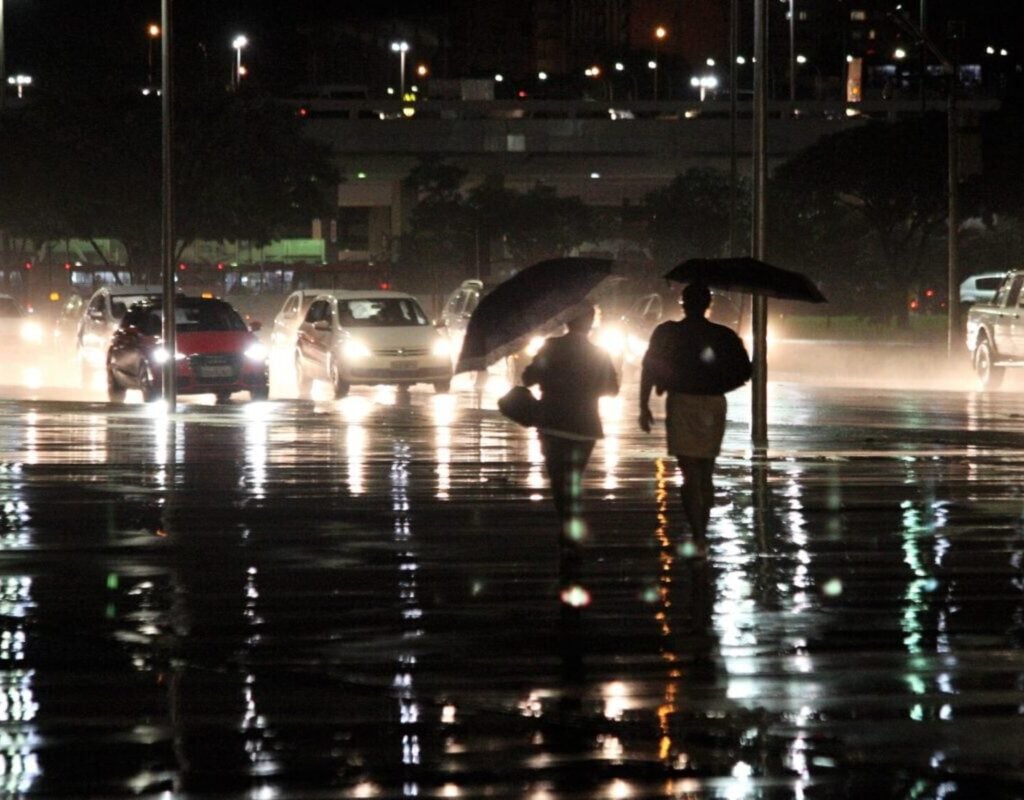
[
  {"xmin": 522, "ymin": 331, "xmax": 619, "ymax": 439},
  {"xmin": 642, "ymin": 317, "xmax": 751, "ymax": 395}
]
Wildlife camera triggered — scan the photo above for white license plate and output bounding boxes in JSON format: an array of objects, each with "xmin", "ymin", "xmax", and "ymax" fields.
[
  {"xmin": 198, "ymin": 365, "xmax": 235, "ymax": 378},
  {"xmin": 390, "ymin": 360, "xmax": 418, "ymax": 370}
]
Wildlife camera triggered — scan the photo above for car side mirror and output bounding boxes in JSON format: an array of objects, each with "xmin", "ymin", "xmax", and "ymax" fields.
[
  {"xmin": 313, "ymin": 320, "xmax": 331, "ymax": 332},
  {"xmin": 249, "ymin": 320, "xmax": 262, "ymax": 332}
]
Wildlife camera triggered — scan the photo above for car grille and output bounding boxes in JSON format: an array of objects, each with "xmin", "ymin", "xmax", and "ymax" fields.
[
  {"xmin": 188, "ymin": 354, "xmax": 242, "ymax": 383},
  {"xmin": 373, "ymin": 347, "xmax": 429, "ymax": 357}
]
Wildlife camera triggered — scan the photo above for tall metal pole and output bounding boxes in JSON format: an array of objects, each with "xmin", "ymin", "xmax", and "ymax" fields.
[
  {"xmin": 728, "ymin": 0, "xmax": 739, "ymax": 257},
  {"xmin": 946, "ymin": 26, "xmax": 960, "ymax": 357},
  {"xmin": 161, "ymin": 0, "xmax": 177, "ymax": 407},
  {"xmin": 919, "ymin": 0, "xmax": 927, "ymax": 112},
  {"xmin": 751, "ymin": 0, "xmax": 769, "ymax": 452},
  {"xmin": 788, "ymin": 0, "xmax": 796, "ymax": 101},
  {"xmin": 0, "ymin": 0, "xmax": 6, "ymax": 111}
]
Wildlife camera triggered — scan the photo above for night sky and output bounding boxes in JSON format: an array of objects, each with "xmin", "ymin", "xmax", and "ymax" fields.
[{"xmin": 4, "ymin": 1, "xmax": 1022, "ymax": 95}]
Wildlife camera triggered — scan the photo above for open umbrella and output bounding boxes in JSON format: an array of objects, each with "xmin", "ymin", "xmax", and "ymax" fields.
[
  {"xmin": 664, "ymin": 257, "xmax": 827, "ymax": 303},
  {"xmin": 455, "ymin": 256, "xmax": 614, "ymax": 374}
]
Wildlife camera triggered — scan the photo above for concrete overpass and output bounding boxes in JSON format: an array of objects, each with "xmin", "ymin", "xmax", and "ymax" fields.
[{"xmin": 292, "ymin": 98, "xmax": 996, "ymax": 264}]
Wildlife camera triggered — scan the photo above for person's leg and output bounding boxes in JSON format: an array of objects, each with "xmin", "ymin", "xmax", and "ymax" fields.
[{"xmin": 677, "ymin": 456, "xmax": 712, "ymax": 540}]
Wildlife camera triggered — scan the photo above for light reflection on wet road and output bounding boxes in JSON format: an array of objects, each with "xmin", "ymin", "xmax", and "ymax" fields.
[{"xmin": 0, "ymin": 377, "xmax": 1023, "ymax": 797}]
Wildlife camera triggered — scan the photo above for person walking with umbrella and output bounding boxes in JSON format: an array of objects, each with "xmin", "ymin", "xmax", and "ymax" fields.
[
  {"xmin": 639, "ymin": 283, "xmax": 751, "ymax": 551},
  {"xmin": 522, "ymin": 305, "xmax": 619, "ymax": 541}
]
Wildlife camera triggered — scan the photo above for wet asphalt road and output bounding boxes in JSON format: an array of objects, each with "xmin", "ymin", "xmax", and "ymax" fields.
[{"xmin": 1, "ymin": 362, "xmax": 1024, "ymax": 798}]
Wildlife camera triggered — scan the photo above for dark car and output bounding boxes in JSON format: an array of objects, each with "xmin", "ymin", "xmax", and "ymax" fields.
[
  {"xmin": 78, "ymin": 285, "xmax": 165, "ymax": 383},
  {"xmin": 106, "ymin": 296, "xmax": 269, "ymax": 403}
]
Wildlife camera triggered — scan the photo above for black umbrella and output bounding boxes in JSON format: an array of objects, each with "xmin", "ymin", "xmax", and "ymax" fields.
[
  {"xmin": 455, "ymin": 257, "xmax": 614, "ymax": 374},
  {"xmin": 664, "ymin": 257, "xmax": 827, "ymax": 303}
]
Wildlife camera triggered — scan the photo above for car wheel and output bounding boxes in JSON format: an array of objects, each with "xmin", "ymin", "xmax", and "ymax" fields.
[
  {"xmin": 328, "ymin": 359, "xmax": 349, "ymax": 398},
  {"xmin": 107, "ymin": 367, "xmax": 125, "ymax": 403},
  {"xmin": 975, "ymin": 338, "xmax": 1004, "ymax": 390},
  {"xmin": 139, "ymin": 364, "xmax": 160, "ymax": 402},
  {"xmin": 250, "ymin": 385, "xmax": 269, "ymax": 401},
  {"xmin": 433, "ymin": 379, "xmax": 451, "ymax": 393},
  {"xmin": 295, "ymin": 353, "xmax": 312, "ymax": 397}
]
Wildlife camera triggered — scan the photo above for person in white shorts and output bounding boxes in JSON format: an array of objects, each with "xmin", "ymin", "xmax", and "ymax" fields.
[{"xmin": 638, "ymin": 283, "xmax": 751, "ymax": 547}]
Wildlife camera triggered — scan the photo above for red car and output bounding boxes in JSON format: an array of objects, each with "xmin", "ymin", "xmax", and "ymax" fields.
[{"xmin": 106, "ymin": 296, "xmax": 269, "ymax": 403}]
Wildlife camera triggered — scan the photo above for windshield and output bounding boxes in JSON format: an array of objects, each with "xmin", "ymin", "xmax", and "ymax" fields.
[
  {"xmin": 339, "ymin": 298, "xmax": 428, "ymax": 327},
  {"xmin": 123, "ymin": 302, "xmax": 248, "ymax": 334}
]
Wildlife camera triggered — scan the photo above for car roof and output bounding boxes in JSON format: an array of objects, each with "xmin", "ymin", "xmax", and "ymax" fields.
[
  {"xmin": 94, "ymin": 285, "xmax": 166, "ymax": 297},
  {"xmin": 314, "ymin": 290, "xmax": 417, "ymax": 301}
]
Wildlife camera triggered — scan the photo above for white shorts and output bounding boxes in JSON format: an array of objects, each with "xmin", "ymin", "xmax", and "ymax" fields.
[{"xmin": 665, "ymin": 393, "xmax": 727, "ymax": 459}]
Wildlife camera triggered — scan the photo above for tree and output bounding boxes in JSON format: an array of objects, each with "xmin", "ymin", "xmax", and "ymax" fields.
[
  {"xmin": 640, "ymin": 167, "xmax": 749, "ymax": 269},
  {"xmin": 771, "ymin": 114, "xmax": 949, "ymax": 325},
  {"xmin": 0, "ymin": 87, "xmax": 338, "ymax": 279},
  {"xmin": 400, "ymin": 162, "xmax": 597, "ymax": 291}
]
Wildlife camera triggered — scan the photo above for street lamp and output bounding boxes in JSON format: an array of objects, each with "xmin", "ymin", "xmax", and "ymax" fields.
[
  {"xmin": 232, "ymin": 34, "xmax": 248, "ymax": 90},
  {"xmin": 390, "ymin": 40, "xmax": 409, "ymax": 99},
  {"xmin": 147, "ymin": 23, "xmax": 161, "ymax": 86},
  {"xmin": 690, "ymin": 73, "xmax": 718, "ymax": 101},
  {"xmin": 653, "ymin": 25, "xmax": 667, "ymax": 99},
  {"xmin": 614, "ymin": 61, "xmax": 638, "ymax": 100},
  {"xmin": 6, "ymin": 72, "xmax": 29, "ymax": 98}
]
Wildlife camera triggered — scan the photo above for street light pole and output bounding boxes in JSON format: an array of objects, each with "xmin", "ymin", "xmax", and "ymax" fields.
[
  {"xmin": 391, "ymin": 41, "xmax": 409, "ymax": 98},
  {"xmin": 653, "ymin": 26, "xmax": 666, "ymax": 100},
  {"xmin": 147, "ymin": 23, "xmax": 160, "ymax": 86},
  {"xmin": 232, "ymin": 34, "xmax": 248, "ymax": 90},
  {"xmin": 788, "ymin": 0, "xmax": 796, "ymax": 101},
  {"xmin": 0, "ymin": 0, "xmax": 6, "ymax": 111},
  {"xmin": 161, "ymin": 0, "xmax": 176, "ymax": 406},
  {"xmin": 751, "ymin": 0, "xmax": 769, "ymax": 452}
]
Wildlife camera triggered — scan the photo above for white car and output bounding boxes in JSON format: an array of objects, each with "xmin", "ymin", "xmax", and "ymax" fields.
[
  {"xmin": 77, "ymin": 285, "xmax": 166, "ymax": 379},
  {"xmin": 959, "ymin": 271, "xmax": 1008, "ymax": 307},
  {"xmin": 294, "ymin": 291, "xmax": 453, "ymax": 397},
  {"xmin": 270, "ymin": 288, "xmax": 336, "ymax": 349}
]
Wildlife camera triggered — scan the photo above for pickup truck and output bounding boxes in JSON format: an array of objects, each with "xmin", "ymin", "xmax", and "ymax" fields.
[{"xmin": 966, "ymin": 270, "xmax": 1024, "ymax": 389}]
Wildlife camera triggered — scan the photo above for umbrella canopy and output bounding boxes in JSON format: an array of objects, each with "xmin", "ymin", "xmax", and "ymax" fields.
[
  {"xmin": 664, "ymin": 257, "xmax": 827, "ymax": 303},
  {"xmin": 454, "ymin": 257, "xmax": 614, "ymax": 374}
]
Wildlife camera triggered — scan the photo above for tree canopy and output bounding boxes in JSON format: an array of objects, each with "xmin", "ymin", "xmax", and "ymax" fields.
[
  {"xmin": 770, "ymin": 114, "xmax": 949, "ymax": 322},
  {"xmin": 0, "ymin": 87, "xmax": 338, "ymax": 277},
  {"xmin": 640, "ymin": 167, "xmax": 749, "ymax": 269}
]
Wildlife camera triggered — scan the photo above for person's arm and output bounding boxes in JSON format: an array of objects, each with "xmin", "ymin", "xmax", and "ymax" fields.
[
  {"xmin": 639, "ymin": 362, "xmax": 655, "ymax": 433},
  {"xmin": 638, "ymin": 329, "xmax": 661, "ymax": 433}
]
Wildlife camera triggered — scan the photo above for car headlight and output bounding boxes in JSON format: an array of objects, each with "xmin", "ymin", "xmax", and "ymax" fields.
[
  {"xmin": 244, "ymin": 343, "xmax": 268, "ymax": 362},
  {"xmin": 595, "ymin": 326, "xmax": 625, "ymax": 356},
  {"xmin": 432, "ymin": 337, "xmax": 453, "ymax": 358},
  {"xmin": 152, "ymin": 346, "xmax": 186, "ymax": 365},
  {"xmin": 343, "ymin": 339, "xmax": 372, "ymax": 360},
  {"xmin": 19, "ymin": 320, "xmax": 43, "ymax": 345}
]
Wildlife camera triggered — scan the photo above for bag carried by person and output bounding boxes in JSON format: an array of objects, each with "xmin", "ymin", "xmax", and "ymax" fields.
[{"xmin": 497, "ymin": 385, "xmax": 542, "ymax": 427}]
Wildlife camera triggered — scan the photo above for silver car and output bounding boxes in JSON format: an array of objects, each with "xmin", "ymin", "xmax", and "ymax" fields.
[
  {"xmin": 294, "ymin": 291, "xmax": 453, "ymax": 397},
  {"xmin": 77, "ymin": 285, "xmax": 165, "ymax": 381}
]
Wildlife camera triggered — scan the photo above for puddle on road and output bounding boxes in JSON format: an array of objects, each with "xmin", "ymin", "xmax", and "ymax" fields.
[{"xmin": 0, "ymin": 387, "xmax": 1021, "ymax": 796}]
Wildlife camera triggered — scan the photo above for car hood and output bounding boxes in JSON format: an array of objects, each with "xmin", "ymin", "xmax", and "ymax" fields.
[
  {"xmin": 341, "ymin": 326, "xmax": 442, "ymax": 349},
  {"xmin": 176, "ymin": 330, "xmax": 258, "ymax": 355}
]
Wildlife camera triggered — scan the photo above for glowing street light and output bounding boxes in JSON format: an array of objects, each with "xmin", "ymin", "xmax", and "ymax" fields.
[
  {"xmin": 232, "ymin": 34, "xmax": 248, "ymax": 90},
  {"xmin": 690, "ymin": 74, "xmax": 719, "ymax": 101},
  {"xmin": 894, "ymin": 47, "xmax": 908, "ymax": 60},
  {"xmin": 6, "ymin": 72, "xmax": 29, "ymax": 98},
  {"xmin": 390, "ymin": 40, "xmax": 409, "ymax": 98}
]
